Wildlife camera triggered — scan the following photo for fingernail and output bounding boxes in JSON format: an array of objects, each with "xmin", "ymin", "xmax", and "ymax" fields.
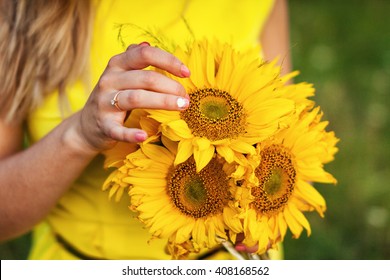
[
  {"xmin": 180, "ymin": 64, "xmax": 191, "ymax": 77},
  {"xmin": 235, "ymin": 244, "xmax": 246, "ymax": 252},
  {"xmin": 139, "ymin": 41, "xmax": 150, "ymax": 46},
  {"xmin": 135, "ymin": 131, "xmax": 147, "ymax": 142},
  {"xmin": 177, "ymin": 97, "xmax": 189, "ymax": 109}
]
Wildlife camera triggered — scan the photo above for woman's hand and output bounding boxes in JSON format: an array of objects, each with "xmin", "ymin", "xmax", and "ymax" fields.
[
  {"xmin": 0, "ymin": 42, "xmax": 191, "ymax": 240},
  {"xmin": 234, "ymin": 233, "xmax": 259, "ymax": 254},
  {"xmin": 76, "ymin": 42, "xmax": 191, "ymax": 152}
]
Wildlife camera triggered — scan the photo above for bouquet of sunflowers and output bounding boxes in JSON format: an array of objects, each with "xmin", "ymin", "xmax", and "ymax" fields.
[{"xmin": 103, "ymin": 39, "xmax": 338, "ymax": 259}]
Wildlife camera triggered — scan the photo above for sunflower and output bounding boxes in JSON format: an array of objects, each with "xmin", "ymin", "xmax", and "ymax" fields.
[
  {"xmin": 166, "ymin": 239, "xmax": 199, "ymax": 260},
  {"xmin": 125, "ymin": 142, "xmax": 242, "ymax": 257},
  {"xmin": 239, "ymin": 107, "xmax": 338, "ymax": 254},
  {"xmin": 102, "ymin": 109, "xmax": 160, "ymax": 201},
  {"xmin": 147, "ymin": 39, "xmax": 296, "ymax": 172},
  {"xmin": 102, "ymin": 39, "xmax": 338, "ymax": 259}
]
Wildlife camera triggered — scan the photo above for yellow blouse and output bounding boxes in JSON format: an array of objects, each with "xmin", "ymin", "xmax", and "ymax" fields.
[{"xmin": 27, "ymin": 0, "xmax": 275, "ymax": 260}]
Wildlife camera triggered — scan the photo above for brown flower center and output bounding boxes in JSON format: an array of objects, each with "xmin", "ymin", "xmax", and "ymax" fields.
[
  {"xmin": 168, "ymin": 157, "xmax": 231, "ymax": 218},
  {"xmin": 180, "ymin": 88, "xmax": 246, "ymax": 141},
  {"xmin": 251, "ymin": 144, "xmax": 296, "ymax": 214}
]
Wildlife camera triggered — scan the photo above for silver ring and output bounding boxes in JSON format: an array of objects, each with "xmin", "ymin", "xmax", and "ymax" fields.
[{"xmin": 110, "ymin": 91, "xmax": 124, "ymax": 111}]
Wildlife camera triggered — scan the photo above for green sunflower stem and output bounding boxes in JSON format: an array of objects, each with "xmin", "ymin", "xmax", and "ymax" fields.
[
  {"xmin": 217, "ymin": 238, "xmax": 263, "ymax": 260},
  {"xmin": 219, "ymin": 239, "xmax": 246, "ymax": 260}
]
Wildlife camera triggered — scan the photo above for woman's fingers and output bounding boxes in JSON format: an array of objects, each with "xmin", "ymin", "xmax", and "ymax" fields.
[
  {"xmin": 110, "ymin": 89, "xmax": 189, "ymax": 112},
  {"xmin": 101, "ymin": 70, "xmax": 188, "ymax": 98},
  {"xmin": 235, "ymin": 243, "xmax": 258, "ymax": 254},
  {"xmin": 235, "ymin": 233, "xmax": 259, "ymax": 253},
  {"xmin": 108, "ymin": 43, "xmax": 190, "ymax": 78},
  {"xmin": 97, "ymin": 43, "xmax": 191, "ymax": 112},
  {"xmin": 105, "ymin": 122, "xmax": 148, "ymax": 143},
  {"xmin": 78, "ymin": 42, "xmax": 192, "ymax": 150}
]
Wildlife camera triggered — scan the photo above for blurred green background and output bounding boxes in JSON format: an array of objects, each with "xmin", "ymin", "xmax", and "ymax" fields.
[
  {"xmin": 283, "ymin": 0, "xmax": 390, "ymax": 259},
  {"xmin": 1, "ymin": 0, "xmax": 389, "ymax": 260}
]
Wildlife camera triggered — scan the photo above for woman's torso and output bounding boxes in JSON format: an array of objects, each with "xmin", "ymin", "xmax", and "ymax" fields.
[{"xmin": 27, "ymin": 0, "xmax": 275, "ymax": 259}]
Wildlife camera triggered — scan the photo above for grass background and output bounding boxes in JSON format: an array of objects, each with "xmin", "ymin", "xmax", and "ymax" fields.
[
  {"xmin": 1, "ymin": 0, "xmax": 389, "ymax": 259},
  {"xmin": 283, "ymin": 0, "xmax": 390, "ymax": 259}
]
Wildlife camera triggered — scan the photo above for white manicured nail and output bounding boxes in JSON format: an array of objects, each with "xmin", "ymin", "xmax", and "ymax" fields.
[{"xmin": 177, "ymin": 97, "xmax": 189, "ymax": 109}]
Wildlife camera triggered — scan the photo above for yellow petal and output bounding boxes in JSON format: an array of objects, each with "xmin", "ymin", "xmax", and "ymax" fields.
[
  {"xmin": 103, "ymin": 142, "xmax": 138, "ymax": 168},
  {"xmin": 139, "ymin": 116, "xmax": 159, "ymax": 136},
  {"xmin": 215, "ymin": 44, "xmax": 233, "ymax": 88},
  {"xmin": 288, "ymin": 203, "xmax": 311, "ymax": 236},
  {"xmin": 245, "ymin": 209, "xmax": 263, "ymax": 238},
  {"xmin": 128, "ymin": 169, "xmax": 168, "ymax": 179},
  {"xmin": 175, "ymin": 222, "xmax": 195, "ymax": 244},
  {"xmin": 188, "ymin": 43, "xmax": 207, "ymax": 88},
  {"xmin": 162, "ymin": 135, "xmax": 178, "ymax": 155},
  {"xmin": 114, "ymin": 186, "xmax": 125, "ymax": 202},
  {"xmin": 246, "ymin": 98, "xmax": 294, "ymax": 124},
  {"xmin": 223, "ymin": 207, "xmax": 242, "ymax": 233},
  {"xmin": 108, "ymin": 184, "xmax": 120, "ymax": 200},
  {"xmin": 267, "ymin": 215, "xmax": 279, "ymax": 241},
  {"xmin": 205, "ymin": 42, "xmax": 216, "ymax": 85},
  {"xmin": 193, "ymin": 220, "xmax": 207, "ymax": 247},
  {"xmin": 214, "ymin": 217, "xmax": 228, "ymax": 238},
  {"xmin": 136, "ymin": 199, "xmax": 167, "ymax": 215},
  {"xmin": 146, "ymin": 109, "xmax": 179, "ymax": 123},
  {"xmin": 295, "ymin": 180, "xmax": 327, "ymax": 215},
  {"xmin": 193, "ymin": 144, "xmax": 215, "ymax": 172},
  {"xmin": 257, "ymin": 228, "xmax": 270, "ymax": 254},
  {"xmin": 283, "ymin": 206, "xmax": 303, "ymax": 238},
  {"xmin": 165, "ymin": 120, "xmax": 193, "ymax": 139},
  {"xmin": 216, "ymin": 145, "xmax": 235, "ymax": 163},
  {"xmin": 206, "ymin": 220, "xmax": 217, "ymax": 247},
  {"xmin": 175, "ymin": 139, "xmax": 194, "ymax": 166},
  {"xmin": 141, "ymin": 143, "xmax": 174, "ymax": 164},
  {"xmin": 298, "ymin": 164, "xmax": 337, "ymax": 184},
  {"xmin": 102, "ymin": 170, "xmax": 119, "ymax": 191},
  {"xmin": 277, "ymin": 212, "xmax": 288, "ymax": 241},
  {"xmin": 136, "ymin": 200, "xmax": 172, "ymax": 220},
  {"xmin": 149, "ymin": 211, "xmax": 183, "ymax": 238},
  {"xmin": 229, "ymin": 140, "xmax": 256, "ymax": 154},
  {"xmin": 193, "ymin": 137, "xmax": 211, "ymax": 151},
  {"xmin": 281, "ymin": 70, "xmax": 299, "ymax": 84},
  {"xmin": 123, "ymin": 177, "xmax": 166, "ymax": 187}
]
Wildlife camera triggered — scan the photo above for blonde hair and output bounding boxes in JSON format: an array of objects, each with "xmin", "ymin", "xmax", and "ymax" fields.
[{"xmin": 0, "ymin": 0, "xmax": 93, "ymax": 123}]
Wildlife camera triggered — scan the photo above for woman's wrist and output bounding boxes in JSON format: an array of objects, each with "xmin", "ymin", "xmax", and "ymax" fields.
[{"xmin": 61, "ymin": 112, "xmax": 102, "ymax": 159}]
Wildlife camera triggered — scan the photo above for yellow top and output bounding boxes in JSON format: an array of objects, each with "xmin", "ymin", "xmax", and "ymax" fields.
[{"xmin": 27, "ymin": 0, "xmax": 275, "ymax": 260}]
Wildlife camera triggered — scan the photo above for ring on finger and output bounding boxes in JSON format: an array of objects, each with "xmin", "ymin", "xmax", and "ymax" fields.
[{"xmin": 110, "ymin": 91, "xmax": 125, "ymax": 111}]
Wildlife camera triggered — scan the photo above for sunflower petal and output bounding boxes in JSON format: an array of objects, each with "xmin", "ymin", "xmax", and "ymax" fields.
[
  {"xmin": 188, "ymin": 43, "xmax": 206, "ymax": 88},
  {"xmin": 216, "ymin": 145, "xmax": 235, "ymax": 163},
  {"xmin": 165, "ymin": 120, "xmax": 193, "ymax": 139},
  {"xmin": 283, "ymin": 206, "xmax": 303, "ymax": 238},
  {"xmin": 288, "ymin": 203, "xmax": 312, "ymax": 236},
  {"xmin": 193, "ymin": 144, "xmax": 215, "ymax": 172},
  {"xmin": 141, "ymin": 143, "xmax": 174, "ymax": 163},
  {"xmin": 193, "ymin": 220, "xmax": 207, "ymax": 247},
  {"xmin": 229, "ymin": 141, "xmax": 256, "ymax": 155},
  {"xmin": 277, "ymin": 211, "xmax": 288, "ymax": 241},
  {"xmin": 175, "ymin": 139, "xmax": 194, "ymax": 166},
  {"xmin": 175, "ymin": 222, "xmax": 195, "ymax": 244},
  {"xmin": 205, "ymin": 42, "xmax": 216, "ymax": 85}
]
